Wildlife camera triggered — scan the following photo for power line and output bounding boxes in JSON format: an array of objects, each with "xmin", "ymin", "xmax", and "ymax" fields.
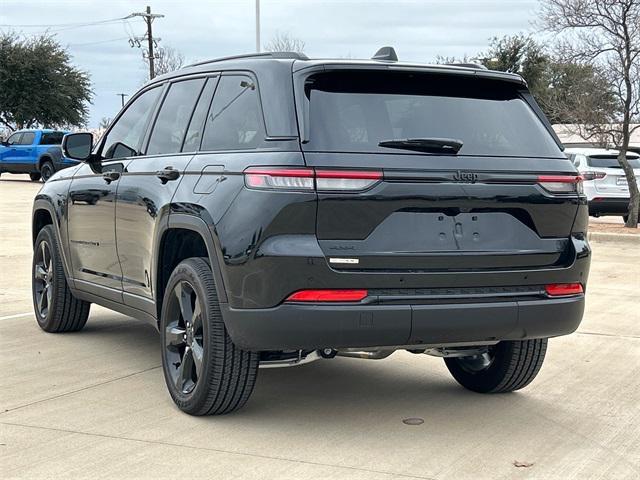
[
  {"xmin": 67, "ymin": 37, "xmax": 130, "ymax": 48},
  {"xmin": 0, "ymin": 16, "xmax": 135, "ymax": 28}
]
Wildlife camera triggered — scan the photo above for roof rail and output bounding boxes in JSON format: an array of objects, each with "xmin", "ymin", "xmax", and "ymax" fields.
[
  {"xmin": 185, "ymin": 51, "xmax": 309, "ymax": 68},
  {"xmin": 447, "ymin": 62, "xmax": 488, "ymax": 70}
]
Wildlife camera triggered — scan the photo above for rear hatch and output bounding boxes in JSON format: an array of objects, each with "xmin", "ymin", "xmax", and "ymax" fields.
[
  {"xmin": 296, "ymin": 68, "xmax": 581, "ymax": 272},
  {"xmin": 586, "ymin": 154, "xmax": 640, "ymax": 195}
]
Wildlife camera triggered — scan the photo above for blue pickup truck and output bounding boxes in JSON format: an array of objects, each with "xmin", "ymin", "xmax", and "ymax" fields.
[{"xmin": 0, "ymin": 129, "xmax": 79, "ymax": 182}]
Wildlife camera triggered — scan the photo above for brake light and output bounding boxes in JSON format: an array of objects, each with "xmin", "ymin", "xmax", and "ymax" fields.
[
  {"xmin": 582, "ymin": 171, "xmax": 607, "ymax": 181},
  {"xmin": 285, "ymin": 289, "xmax": 368, "ymax": 302},
  {"xmin": 545, "ymin": 283, "xmax": 584, "ymax": 296},
  {"xmin": 538, "ymin": 175, "xmax": 583, "ymax": 194},
  {"xmin": 244, "ymin": 167, "xmax": 382, "ymax": 192}
]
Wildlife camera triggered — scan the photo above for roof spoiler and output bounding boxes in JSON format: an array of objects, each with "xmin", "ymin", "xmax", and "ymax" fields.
[{"xmin": 447, "ymin": 62, "xmax": 488, "ymax": 70}]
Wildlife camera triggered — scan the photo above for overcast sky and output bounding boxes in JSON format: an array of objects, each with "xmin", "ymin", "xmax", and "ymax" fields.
[{"xmin": 1, "ymin": 0, "xmax": 542, "ymax": 127}]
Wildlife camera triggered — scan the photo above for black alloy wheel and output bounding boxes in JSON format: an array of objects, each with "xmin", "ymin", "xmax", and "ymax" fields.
[
  {"xmin": 32, "ymin": 225, "xmax": 90, "ymax": 332},
  {"xmin": 33, "ymin": 239, "xmax": 53, "ymax": 319},
  {"xmin": 164, "ymin": 280, "xmax": 205, "ymax": 395},
  {"xmin": 160, "ymin": 257, "xmax": 258, "ymax": 415}
]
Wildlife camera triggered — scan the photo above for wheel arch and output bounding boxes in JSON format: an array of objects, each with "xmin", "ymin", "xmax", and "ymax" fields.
[
  {"xmin": 32, "ymin": 199, "xmax": 74, "ymax": 287},
  {"xmin": 155, "ymin": 214, "xmax": 228, "ymax": 322},
  {"xmin": 37, "ymin": 154, "xmax": 54, "ymax": 171}
]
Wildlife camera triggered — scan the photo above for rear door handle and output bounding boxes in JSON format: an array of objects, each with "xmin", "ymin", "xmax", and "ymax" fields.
[
  {"xmin": 103, "ymin": 171, "xmax": 121, "ymax": 184},
  {"xmin": 156, "ymin": 166, "xmax": 180, "ymax": 184}
]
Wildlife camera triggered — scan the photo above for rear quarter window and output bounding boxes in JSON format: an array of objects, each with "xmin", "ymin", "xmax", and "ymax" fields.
[
  {"xmin": 40, "ymin": 132, "xmax": 65, "ymax": 145},
  {"xmin": 300, "ymin": 70, "xmax": 562, "ymax": 158},
  {"xmin": 200, "ymin": 75, "xmax": 266, "ymax": 151}
]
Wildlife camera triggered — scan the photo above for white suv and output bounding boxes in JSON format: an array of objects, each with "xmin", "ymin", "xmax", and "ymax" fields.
[{"xmin": 565, "ymin": 148, "xmax": 640, "ymax": 221}]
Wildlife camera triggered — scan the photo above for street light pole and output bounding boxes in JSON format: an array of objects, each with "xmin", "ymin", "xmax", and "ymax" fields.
[
  {"xmin": 255, "ymin": 0, "xmax": 260, "ymax": 52},
  {"xmin": 116, "ymin": 93, "xmax": 128, "ymax": 108}
]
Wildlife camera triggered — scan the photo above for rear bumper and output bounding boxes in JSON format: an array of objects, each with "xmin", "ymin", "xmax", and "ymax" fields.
[
  {"xmin": 588, "ymin": 197, "xmax": 630, "ymax": 216},
  {"xmin": 222, "ymin": 295, "xmax": 585, "ymax": 351}
]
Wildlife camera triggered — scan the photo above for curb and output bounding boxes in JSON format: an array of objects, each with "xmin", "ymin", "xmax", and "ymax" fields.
[{"xmin": 588, "ymin": 231, "xmax": 640, "ymax": 246}]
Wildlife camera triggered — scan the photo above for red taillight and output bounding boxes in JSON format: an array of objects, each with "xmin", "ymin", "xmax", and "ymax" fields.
[
  {"xmin": 285, "ymin": 289, "xmax": 368, "ymax": 302},
  {"xmin": 545, "ymin": 283, "xmax": 584, "ymax": 297},
  {"xmin": 244, "ymin": 167, "xmax": 382, "ymax": 192},
  {"xmin": 537, "ymin": 175, "xmax": 583, "ymax": 194},
  {"xmin": 316, "ymin": 169, "xmax": 382, "ymax": 191}
]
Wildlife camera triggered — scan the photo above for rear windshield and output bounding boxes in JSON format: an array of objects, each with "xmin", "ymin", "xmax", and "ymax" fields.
[
  {"xmin": 301, "ymin": 71, "xmax": 562, "ymax": 158},
  {"xmin": 588, "ymin": 155, "xmax": 640, "ymax": 169},
  {"xmin": 40, "ymin": 132, "xmax": 65, "ymax": 145}
]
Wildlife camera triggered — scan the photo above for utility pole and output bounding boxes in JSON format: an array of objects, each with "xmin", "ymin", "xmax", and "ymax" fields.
[
  {"xmin": 129, "ymin": 6, "xmax": 164, "ymax": 79},
  {"xmin": 116, "ymin": 93, "xmax": 128, "ymax": 108},
  {"xmin": 255, "ymin": 0, "xmax": 260, "ymax": 52}
]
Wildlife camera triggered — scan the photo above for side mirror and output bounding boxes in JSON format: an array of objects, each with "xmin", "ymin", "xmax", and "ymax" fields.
[{"xmin": 62, "ymin": 132, "xmax": 94, "ymax": 161}]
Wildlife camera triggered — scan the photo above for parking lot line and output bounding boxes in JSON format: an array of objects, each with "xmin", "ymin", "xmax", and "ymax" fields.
[{"xmin": 0, "ymin": 312, "xmax": 32, "ymax": 321}]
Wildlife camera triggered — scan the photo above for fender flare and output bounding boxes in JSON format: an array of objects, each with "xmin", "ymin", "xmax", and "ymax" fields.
[
  {"xmin": 155, "ymin": 212, "xmax": 229, "ymax": 308},
  {"xmin": 37, "ymin": 154, "xmax": 54, "ymax": 171},
  {"xmin": 32, "ymin": 198, "xmax": 74, "ymax": 287}
]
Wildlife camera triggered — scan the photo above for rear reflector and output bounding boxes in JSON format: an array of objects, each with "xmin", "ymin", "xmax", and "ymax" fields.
[
  {"xmin": 285, "ymin": 289, "xmax": 368, "ymax": 302},
  {"xmin": 545, "ymin": 283, "xmax": 584, "ymax": 296},
  {"xmin": 538, "ymin": 175, "xmax": 583, "ymax": 194},
  {"xmin": 244, "ymin": 167, "xmax": 382, "ymax": 192}
]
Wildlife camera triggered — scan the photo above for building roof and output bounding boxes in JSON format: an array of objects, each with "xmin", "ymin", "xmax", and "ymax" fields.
[{"xmin": 554, "ymin": 124, "xmax": 640, "ymax": 148}]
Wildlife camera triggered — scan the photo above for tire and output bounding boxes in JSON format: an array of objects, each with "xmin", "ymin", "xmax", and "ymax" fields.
[
  {"xmin": 160, "ymin": 257, "xmax": 259, "ymax": 415},
  {"xmin": 444, "ymin": 339, "xmax": 548, "ymax": 393},
  {"xmin": 32, "ymin": 225, "xmax": 90, "ymax": 332},
  {"xmin": 40, "ymin": 161, "xmax": 54, "ymax": 182},
  {"xmin": 29, "ymin": 172, "xmax": 42, "ymax": 182}
]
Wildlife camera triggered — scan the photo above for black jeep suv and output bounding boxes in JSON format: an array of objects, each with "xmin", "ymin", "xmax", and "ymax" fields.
[{"xmin": 32, "ymin": 50, "xmax": 590, "ymax": 415}]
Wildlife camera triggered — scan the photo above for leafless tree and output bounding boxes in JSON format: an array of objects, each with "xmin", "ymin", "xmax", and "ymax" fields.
[
  {"xmin": 540, "ymin": 0, "xmax": 640, "ymax": 227},
  {"xmin": 98, "ymin": 117, "xmax": 112, "ymax": 130},
  {"xmin": 151, "ymin": 45, "xmax": 185, "ymax": 78},
  {"xmin": 264, "ymin": 32, "xmax": 305, "ymax": 54}
]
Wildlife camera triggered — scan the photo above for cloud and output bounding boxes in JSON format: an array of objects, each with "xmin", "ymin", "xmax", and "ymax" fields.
[{"xmin": 0, "ymin": 0, "xmax": 540, "ymax": 126}]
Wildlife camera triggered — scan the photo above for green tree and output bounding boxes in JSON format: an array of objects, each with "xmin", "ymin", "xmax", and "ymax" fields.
[
  {"xmin": 479, "ymin": 34, "xmax": 550, "ymax": 103},
  {"xmin": 542, "ymin": 62, "xmax": 617, "ymax": 125},
  {"xmin": 0, "ymin": 33, "xmax": 92, "ymax": 131},
  {"xmin": 475, "ymin": 34, "xmax": 616, "ymax": 125}
]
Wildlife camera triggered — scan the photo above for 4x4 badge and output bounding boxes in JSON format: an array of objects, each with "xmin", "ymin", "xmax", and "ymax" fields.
[{"xmin": 453, "ymin": 170, "xmax": 478, "ymax": 183}]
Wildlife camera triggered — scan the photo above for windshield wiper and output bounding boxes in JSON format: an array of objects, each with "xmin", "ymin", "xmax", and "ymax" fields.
[{"xmin": 378, "ymin": 138, "xmax": 463, "ymax": 154}]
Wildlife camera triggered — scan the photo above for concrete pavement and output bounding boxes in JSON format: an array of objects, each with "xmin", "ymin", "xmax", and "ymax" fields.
[{"xmin": 1, "ymin": 175, "xmax": 639, "ymax": 479}]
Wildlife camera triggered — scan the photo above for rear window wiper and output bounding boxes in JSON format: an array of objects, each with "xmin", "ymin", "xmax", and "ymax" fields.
[{"xmin": 378, "ymin": 138, "xmax": 463, "ymax": 154}]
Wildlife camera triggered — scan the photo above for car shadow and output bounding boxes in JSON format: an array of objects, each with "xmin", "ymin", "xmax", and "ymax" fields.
[{"xmin": 73, "ymin": 313, "xmax": 553, "ymax": 425}]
